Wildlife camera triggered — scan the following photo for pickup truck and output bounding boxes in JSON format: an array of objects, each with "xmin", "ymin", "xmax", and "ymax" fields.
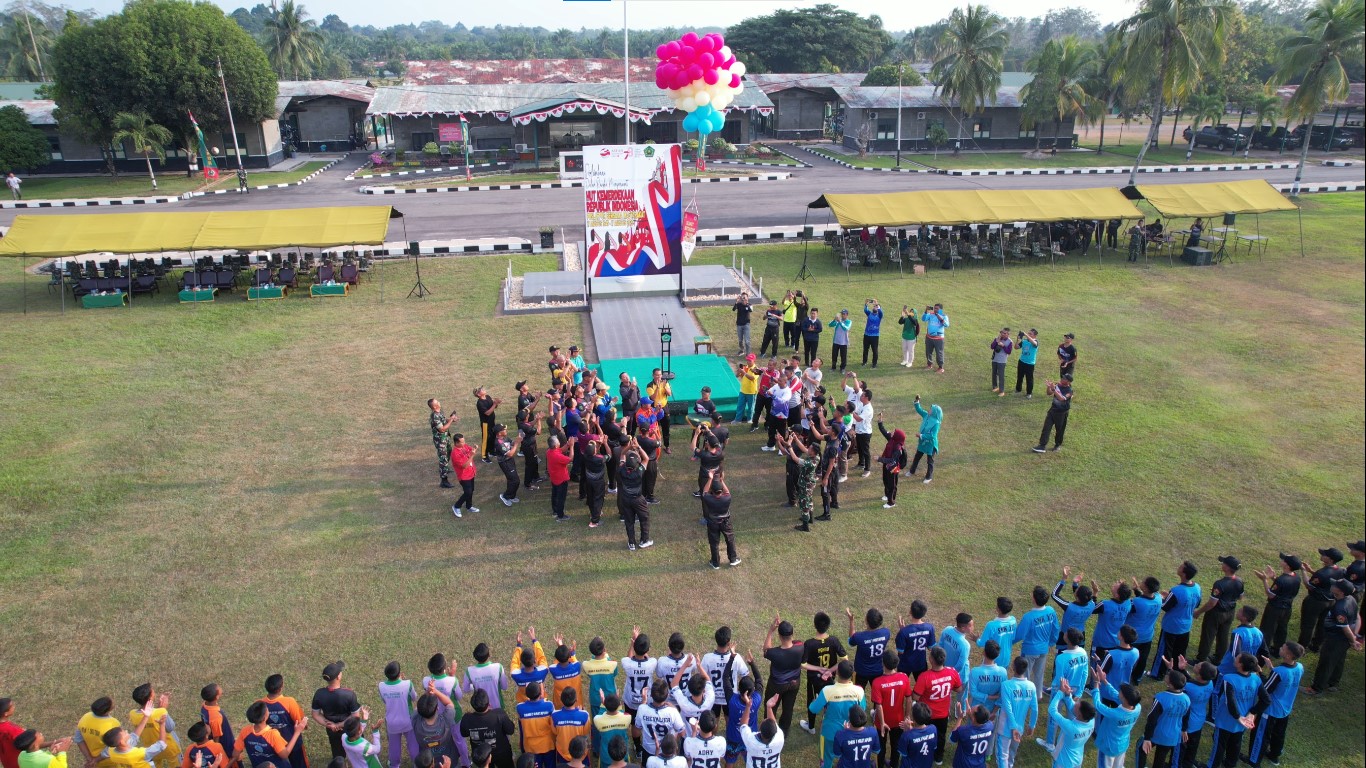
[
  {"xmin": 1250, "ymin": 127, "xmax": 1301, "ymax": 151},
  {"xmin": 1290, "ymin": 124, "xmax": 1354, "ymax": 151},
  {"xmin": 1180, "ymin": 125, "xmax": 1249, "ymax": 150}
]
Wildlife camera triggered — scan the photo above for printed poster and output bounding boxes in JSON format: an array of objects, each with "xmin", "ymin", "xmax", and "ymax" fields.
[
  {"xmin": 583, "ymin": 143, "xmax": 683, "ymax": 277},
  {"xmin": 680, "ymin": 211, "xmax": 699, "ymax": 262}
]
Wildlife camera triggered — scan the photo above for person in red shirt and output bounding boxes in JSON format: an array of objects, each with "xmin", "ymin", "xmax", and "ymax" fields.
[
  {"xmin": 0, "ymin": 698, "xmax": 23, "ymax": 768},
  {"xmin": 910, "ymin": 647, "xmax": 961, "ymax": 766},
  {"xmin": 751, "ymin": 360, "xmax": 779, "ymax": 432},
  {"xmin": 450, "ymin": 434, "xmax": 479, "ymax": 518},
  {"xmin": 545, "ymin": 437, "xmax": 574, "ymax": 522},
  {"xmin": 869, "ymin": 654, "xmax": 912, "ymax": 768}
]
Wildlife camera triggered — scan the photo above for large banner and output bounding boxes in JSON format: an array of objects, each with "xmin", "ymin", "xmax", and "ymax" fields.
[{"xmin": 584, "ymin": 143, "xmax": 683, "ymax": 277}]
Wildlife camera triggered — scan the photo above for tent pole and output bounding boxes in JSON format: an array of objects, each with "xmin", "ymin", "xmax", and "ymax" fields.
[
  {"xmin": 60, "ymin": 257, "xmax": 65, "ymax": 314},
  {"xmin": 1296, "ymin": 206, "xmax": 1304, "ymax": 258},
  {"xmin": 22, "ymin": 254, "xmax": 27, "ymax": 315},
  {"xmin": 128, "ymin": 253, "xmax": 133, "ymax": 308}
]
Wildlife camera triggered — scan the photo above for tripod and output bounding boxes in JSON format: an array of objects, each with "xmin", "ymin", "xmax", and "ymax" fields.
[
  {"xmin": 795, "ymin": 214, "xmax": 813, "ymax": 281},
  {"xmin": 405, "ymin": 233, "xmax": 431, "ymax": 298}
]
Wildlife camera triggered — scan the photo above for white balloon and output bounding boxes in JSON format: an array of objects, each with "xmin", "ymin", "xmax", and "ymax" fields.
[
  {"xmin": 695, "ymin": 91, "xmax": 711, "ymax": 106},
  {"xmin": 719, "ymin": 46, "xmax": 732, "ymax": 61},
  {"xmin": 680, "ymin": 97, "xmax": 697, "ymax": 112},
  {"xmin": 731, "ymin": 62, "xmax": 747, "ymax": 76}
]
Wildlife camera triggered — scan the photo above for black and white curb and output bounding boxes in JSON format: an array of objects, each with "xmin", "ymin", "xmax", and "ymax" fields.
[
  {"xmin": 346, "ymin": 160, "xmax": 512, "ymax": 180},
  {"xmin": 2, "ymin": 195, "xmax": 179, "ymax": 209},
  {"xmin": 1322, "ymin": 159, "xmax": 1358, "ymax": 167},
  {"xmin": 803, "ymin": 147, "xmax": 936, "ymax": 173},
  {"xmin": 1276, "ymin": 182, "xmax": 1365, "ymax": 193},
  {"xmin": 703, "ymin": 147, "xmax": 811, "ymax": 169},
  {"xmin": 370, "ymin": 240, "xmax": 561, "ymax": 255},
  {"xmin": 183, "ymin": 154, "xmax": 349, "ymax": 197},
  {"xmin": 697, "ymin": 225, "xmax": 841, "ymax": 243},
  {"xmin": 946, "ymin": 162, "xmax": 1300, "ymax": 176},
  {"xmin": 360, "ymin": 173, "xmax": 790, "ymax": 194}
]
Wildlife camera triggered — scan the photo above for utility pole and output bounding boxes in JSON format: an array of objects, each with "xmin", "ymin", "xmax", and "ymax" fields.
[
  {"xmin": 622, "ymin": 0, "xmax": 631, "ymax": 144},
  {"xmin": 895, "ymin": 61, "xmax": 903, "ymax": 167},
  {"xmin": 217, "ymin": 57, "xmax": 245, "ymax": 171}
]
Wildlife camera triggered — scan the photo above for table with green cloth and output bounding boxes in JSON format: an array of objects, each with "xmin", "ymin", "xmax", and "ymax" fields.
[
  {"xmin": 82, "ymin": 291, "xmax": 128, "ymax": 308},
  {"xmin": 247, "ymin": 285, "xmax": 288, "ymax": 301},
  {"xmin": 178, "ymin": 287, "xmax": 218, "ymax": 303},
  {"xmin": 310, "ymin": 283, "xmax": 349, "ymax": 297}
]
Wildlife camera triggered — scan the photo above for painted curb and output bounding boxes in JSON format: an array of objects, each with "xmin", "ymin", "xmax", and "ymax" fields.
[
  {"xmin": 183, "ymin": 153, "xmax": 349, "ymax": 197},
  {"xmin": 360, "ymin": 173, "xmax": 791, "ymax": 195},
  {"xmin": 346, "ymin": 160, "xmax": 512, "ymax": 180},
  {"xmin": 801, "ymin": 146, "xmax": 1305, "ymax": 176}
]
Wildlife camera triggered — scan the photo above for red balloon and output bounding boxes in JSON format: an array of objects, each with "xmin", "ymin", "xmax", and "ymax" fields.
[
  {"xmin": 699, "ymin": 52, "xmax": 715, "ymax": 68},
  {"xmin": 730, "ymin": 74, "xmax": 741, "ymax": 88},
  {"xmin": 687, "ymin": 63, "xmax": 703, "ymax": 81},
  {"xmin": 681, "ymin": 31, "xmax": 699, "ymax": 45},
  {"xmin": 703, "ymin": 68, "xmax": 719, "ymax": 85},
  {"xmin": 655, "ymin": 74, "xmax": 667, "ymax": 89}
]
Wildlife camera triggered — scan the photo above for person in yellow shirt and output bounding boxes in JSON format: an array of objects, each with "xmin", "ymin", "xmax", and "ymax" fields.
[
  {"xmin": 645, "ymin": 370, "xmax": 673, "ymax": 455},
  {"xmin": 75, "ymin": 698, "xmax": 136, "ymax": 768},
  {"xmin": 15, "ymin": 730, "xmax": 72, "ymax": 768},
  {"xmin": 736, "ymin": 358, "xmax": 759, "ymax": 424},
  {"xmin": 780, "ymin": 291, "xmax": 799, "ymax": 350},
  {"xmin": 510, "ymin": 628, "xmax": 551, "ymax": 705},
  {"xmin": 101, "ymin": 717, "xmax": 167, "ymax": 768},
  {"xmin": 590, "ymin": 696, "xmax": 629, "ymax": 768},
  {"xmin": 126, "ymin": 686, "xmax": 179, "ymax": 768},
  {"xmin": 514, "ymin": 683, "xmax": 555, "ymax": 768}
]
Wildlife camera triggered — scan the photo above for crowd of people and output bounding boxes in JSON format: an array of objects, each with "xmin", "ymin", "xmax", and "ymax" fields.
[{"xmin": 2, "ymin": 547, "xmax": 1359, "ymax": 768}]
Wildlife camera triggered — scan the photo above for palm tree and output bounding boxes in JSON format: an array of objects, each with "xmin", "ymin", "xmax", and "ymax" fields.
[
  {"xmin": 0, "ymin": 10, "xmax": 54, "ymax": 80},
  {"xmin": 1182, "ymin": 91, "xmax": 1226, "ymax": 159},
  {"xmin": 112, "ymin": 112, "xmax": 174, "ymax": 191},
  {"xmin": 931, "ymin": 5, "xmax": 1008, "ymax": 140},
  {"xmin": 1273, "ymin": 0, "xmax": 1365, "ymax": 191},
  {"xmin": 1117, "ymin": 0, "xmax": 1237, "ymax": 183},
  {"xmin": 264, "ymin": 0, "xmax": 323, "ymax": 80},
  {"xmin": 1024, "ymin": 36, "xmax": 1098, "ymax": 152},
  {"xmin": 1244, "ymin": 91, "xmax": 1281, "ymax": 157},
  {"xmin": 1084, "ymin": 29, "xmax": 1128, "ymax": 154}
]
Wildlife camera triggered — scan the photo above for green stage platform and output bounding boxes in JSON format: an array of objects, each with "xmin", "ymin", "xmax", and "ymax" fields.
[{"xmin": 594, "ymin": 355, "xmax": 741, "ymax": 423}]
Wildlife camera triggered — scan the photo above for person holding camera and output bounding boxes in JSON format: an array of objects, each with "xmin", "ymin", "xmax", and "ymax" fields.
[
  {"xmin": 1058, "ymin": 334, "xmax": 1078, "ymax": 380},
  {"xmin": 761, "ymin": 301, "xmax": 784, "ymax": 358},
  {"xmin": 875, "ymin": 413, "xmax": 907, "ymax": 508},
  {"xmin": 1015, "ymin": 329, "xmax": 1038, "ymax": 398},
  {"xmin": 862, "ymin": 299, "xmax": 884, "ymax": 368},
  {"xmin": 897, "ymin": 306, "xmax": 920, "ymax": 367},
  {"xmin": 1032, "ymin": 374, "xmax": 1073, "ymax": 453},
  {"xmin": 907, "ymin": 396, "xmax": 941, "ymax": 484},
  {"xmin": 828, "ymin": 310, "xmax": 852, "ymax": 372},
  {"xmin": 691, "ymin": 423, "xmax": 725, "ymax": 498},
  {"xmin": 701, "ymin": 470, "xmax": 739, "ymax": 569},
  {"xmin": 780, "ymin": 291, "xmax": 800, "ymax": 350},
  {"xmin": 921, "ymin": 305, "xmax": 948, "ymax": 374},
  {"xmin": 733, "ymin": 293, "xmax": 754, "ymax": 357},
  {"xmin": 800, "ymin": 308, "xmax": 824, "ymax": 367},
  {"xmin": 989, "ymin": 328, "xmax": 1015, "ymax": 397}
]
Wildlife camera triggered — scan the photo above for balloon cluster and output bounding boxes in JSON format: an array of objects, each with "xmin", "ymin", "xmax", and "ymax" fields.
[{"xmin": 654, "ymin": 31, "xmax": 747, "ymax": 137}]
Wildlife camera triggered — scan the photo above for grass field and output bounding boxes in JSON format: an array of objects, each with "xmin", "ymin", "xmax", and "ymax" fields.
[
  {"xmin": 17, "ymin": 162, "xmax": 332, "ymax": 199},
  {"xmin": 388, "ymin": 168, "xmax": 778, "ymax": 188},
  {"xmin": 807, "ymin": 145, "xmax": 1274, "ymax": 170},
  {"xmin": 0, "ymin": 196, "xmax": 1363, "ymax": 767}
]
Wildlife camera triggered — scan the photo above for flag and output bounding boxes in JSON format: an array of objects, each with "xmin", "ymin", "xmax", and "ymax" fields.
[
  {"xmin": 461, "ymin": 115, "xmax": 472, "ymax": 180},
  {"xmin": 189, "ymin": 111, "xmax": 218, "ymax": 180}
]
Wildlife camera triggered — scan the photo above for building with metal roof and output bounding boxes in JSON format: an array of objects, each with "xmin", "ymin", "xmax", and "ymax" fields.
[
  {"xmin": 276, "ymin": 80, "xmax": 377, "ymax": 152},
  {"xmin": 830, "ymin": 85, "xmax": 1076, "ymax": 152}
]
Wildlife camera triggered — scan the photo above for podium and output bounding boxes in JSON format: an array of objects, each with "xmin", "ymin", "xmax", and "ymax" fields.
[{"xmin": 1182, "ymin": 247, "xmax": 1213, "ymax": 266}]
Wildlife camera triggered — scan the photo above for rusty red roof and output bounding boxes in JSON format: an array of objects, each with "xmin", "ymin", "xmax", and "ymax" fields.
[{"xmin": 403, "ymin": 58, "xmax": 659, "ymax": 85}]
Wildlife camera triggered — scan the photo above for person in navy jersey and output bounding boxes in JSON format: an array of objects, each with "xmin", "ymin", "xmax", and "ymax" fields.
[
  {"xmin": 1296, "ymin": 547, "xmax": 1344, "ymax": 652},
  {"xmin": 894, "ymin": 704, "xmax": 937, "ymax": 768},
  {"xmin": 832, "ymin": 706, "xmax": 878, "ymax": 768},
  {"xmin": 894, "ymin": 602, "xmax": 936, "ymax": 681},
  {"xmin": 1193, "ymin": 556, "xmax": 1244, "ymax": 666},
  {"xmin": 800, "ymin": 309, "xmax": 824, "ymax": 367},
  {"xmin": 1127, "ymin": 577, "xmax": 1163, "ymax": 685},
  {"xmin": 1244, "ymin": 642, "xmax": 1304, "ymax": 767},
  {"xmin": 1150, "ymin": 561, "xmax": 1201, "ymax": 681},
  {"xmin": 947, "ymin": 707, "xmax": 992, "ymax": 768},
  {"xmin": 1306, "ymin": 579, "xmax": 1362, "ymax": 695},
  {"xmin": 846, "ymin": 608, "xmax": 893, "ymax": 688}
]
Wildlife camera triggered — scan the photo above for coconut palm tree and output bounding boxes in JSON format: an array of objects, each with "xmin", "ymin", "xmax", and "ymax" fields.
[
  {"xmin": 1273, "ymin": 0, "xmax": 1365, "ymax": 191},
  {"xmin": 0, "ymin": 10, "xmax": 54, "ymax": 80},
  {"xmin": 1244, "ymin": 91, "xmax": 1281, "ymax": 157},
  {"xmin": 930, "ymin": 5, "xmax": 1008, "ymax": 140},
  {"xmin": 1182, "ymin": 91, "xmax": 1227, "ymax": 159},
  {"xmin": 264, "ymin": 0, "xmax": 323, "ymax": 80},
  {"xmin": 1117, "ymin": 0, "xmax": 1237, "ymax": 183},
  {"xmin": 1024, "ymin": 36, "xmax": 1098, "ymax": 152},
  {"xmin": 112, "ymin": 112, "xmax": 174, "ymax": 191}
]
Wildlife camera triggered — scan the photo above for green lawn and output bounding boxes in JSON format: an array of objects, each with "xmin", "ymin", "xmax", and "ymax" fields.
[
  {"xmin": 18, "ymin": 161, "xmax": 332, "ymax": 199},
  {"xmin": 0, "ymin": 196, "xmax": 1362, "ymax": 767},
  {"xmin": 389, "ymin": 168, "xmax": 772, "ymax": 188},
  {"xmin": 807, "ymin": 145, "xmax": 1260, "ymax": 170}
]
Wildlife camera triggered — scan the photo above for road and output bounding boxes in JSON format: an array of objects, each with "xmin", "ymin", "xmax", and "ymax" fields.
[{"xmin": 4, "ymin": 152, "xmax": 1362, "ymax": 240}]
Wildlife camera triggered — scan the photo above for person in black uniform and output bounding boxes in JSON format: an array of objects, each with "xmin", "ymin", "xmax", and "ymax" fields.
[
  {"xmin": 1297, "ymin": 547, "xmax": 1345, "ymax": 652},
  {"xmin": 603, "ymin": 416, "xmax": 627, "ymax": 494},
  {"xmin": 491, "ymin": 424, "xmax": 519, "ymax": 506},
  {"xmin": 1254, "ymin": 554, "xmax": 1302, "ymax": 657},
  {"xmin": 517, "ymin": 408, "xmax": 542, "ymax": 491},
  {"xmin": 1057, "ymin": 333, "xmax": 1078, "ymax": 379},
  {"xmin": 1347, "ymin": 540, "xmax": 1366, "ymax": 597},
  {"xmin": 1192, "ymin": 555, "xmax": 1243, "ymax": 664},
  {"xmin": 474, "ymin": 386, "xmax": 501, "ymax": 462},
  {"xmin": 701, "ymin": 469, "xmax": 738, "ymax": 569},
  {"xmin": 691, "ymin": 425, "xmax": 725, "ymax": 497},
  {"xmin": 1306, "ymin": 579, "xmax": 1362, "ymax": 695}
]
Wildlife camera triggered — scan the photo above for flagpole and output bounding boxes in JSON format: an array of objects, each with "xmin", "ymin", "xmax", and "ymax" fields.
[
  {"xmin": 622, "ymin": 0, "xmax": 630, "ymax": 144},
  {"xmin": 217, "ymin": 58, "xmax": 245, "ymax": 173}
]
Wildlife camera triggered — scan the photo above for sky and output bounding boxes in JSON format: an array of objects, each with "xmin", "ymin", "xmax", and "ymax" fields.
[{"xmin": 71, "ymin": 0, "xmax": 1142, "ymax": 32}]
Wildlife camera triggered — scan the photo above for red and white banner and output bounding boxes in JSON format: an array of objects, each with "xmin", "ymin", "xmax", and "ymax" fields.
[{"xmin": 680, "ymin": 211, "xmax": 699, "ymax": 262}]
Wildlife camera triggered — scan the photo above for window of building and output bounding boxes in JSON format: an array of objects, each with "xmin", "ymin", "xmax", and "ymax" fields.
[
  {"xmin": 972, "ymin": 118, "xmax": 991, "ymax": 139},
  {"xmin": 1018, "ymin": 125, "xmax": 1036, "ymax": 139},
  {"xmin": 875, "ymin": 119, "xmax": 896, "ymax": 141},
  {"xmin": 411, "ymin": 131, "xmax": 434, "ymax": 151},
  {"xmin": 47, "ymin": 135, "xmax": 62, "ymax": 161}
]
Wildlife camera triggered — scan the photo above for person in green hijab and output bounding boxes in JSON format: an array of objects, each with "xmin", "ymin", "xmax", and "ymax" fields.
[{"xmin": 907, "ymin": 395, "xmax": 941, "ymax": 485}]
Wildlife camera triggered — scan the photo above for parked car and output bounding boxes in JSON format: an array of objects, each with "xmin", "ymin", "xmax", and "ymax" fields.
[
  {"xmin": 1290, "ymin": 124, "xmax": 1354, "ymax": 151},
  {"xmin": 1250, "ymin": 126, "xmax": 1302, "ymax": 151},
  {"xmin": 1180, "ymin": 125, "xmax": 1250, "ymax": 150}
]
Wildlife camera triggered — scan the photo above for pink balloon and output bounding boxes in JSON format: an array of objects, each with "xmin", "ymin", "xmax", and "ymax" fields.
[
  {"xmin": 696, "ymin": 36, "xmax": 714, "ymax": 53},
  {"xmin": 722, "ymin": 55, "xmax": 736, "ymax": 68},
  {"xmin": 711, "ymin": 33, "xmax": 725, "ymax": 48},
  {"xmin": 681, "ymin": 31, "xmax": 699, "ymax": 45},
  {"xmin": 699, "ymin": 52, "xmax": 715, "ymax": 69},
  {"xmin": 664, "ymin": 41, "xmax": 681, "ymax": 57},
  {"xmin": 730, "ymin": 74, "xmax": 741, "ymax": 88},
  {"xmin": 655, "ymin": 74, "xmax": 667, "ymax": 89},
  {"xmin": 656, "ymin": 44, "xmax": 669, "ymax": 59},
  {"xmin": 687, "ymin": 63, "xmax": 703, "ymax": 81},
  {"xmin": 659, "ymin": 62, "xmax": 677, "ymax": 78},
  {"xmin": 673, "ymin": 70, "xmax": 691, "ymax": 90},
  {"xmin": 703, "ymin": 68, "xmax": 720, "ymax": 85},
  {"xmin": 679, "ymin": 45, "xmax": 695, "ymax": 62}
]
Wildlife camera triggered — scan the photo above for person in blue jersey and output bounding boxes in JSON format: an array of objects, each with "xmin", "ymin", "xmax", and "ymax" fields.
[
  {"xmin": 936, "ymin": 614, "xmax": 974, "ymax": 700},
  {"xmin": 1163, "ymin": 658, "xmax": 1216, "ymax": 768},
  {"xmin": 894, "ymin": 704, "xmax": 937, "ymax": 768},
  {"xmin": 1217, "ymin": 607, "xmax": 1264, "ymax": 676},
  {"xmin": 995, "ymin": 659, "xmax": 1036, "ymax": 768},
  {"xmin": 947, "ymin": 707, "xmax": 992, "ymax": 768},
  {"xmin": 1150, "ymin": 562, "xmax": 1201, "ymax": 681},
  {"xmin": 1127, "ymin": 577, "xmax": 1163, "ymax": 685},
  {"xmin": 1018, "ymin": 587, "xmax": 1059, "ymax": 697},
  {"xmin": 1051, "ymin": 568, "xmax": 1097, "ymax": 651},
  {"xmin": 977, "ymin": 599, "xmax": 1017, "ymax": 671},
  {"xmin": 1089, "ymin": 668, "xmax": 1142, "ymax": 768},
  {"xmin": 861, "ymin": 299, "xmax": 884, "ymax": 368},
  {"xmin": 1245, "ymin": 642, "xmax": 1303, "ymax": 767},
  {"xmin": 1090, "ymin": 581, "xmax": 1134, "ymax": 662},
  {"xmin": 832, "ymin": 706, "xmax": 879, "ymax": 768},
  {"xmin": 1046, "ymin": 630, "xmax": 1088, "ymax": 744},
  {"xmin": 1137, "ymin": 671, "xmax": 1190, "ymax": 768},
  {"xmin": 724, "ymin": 677, "xmax": 759, "ymax": 767},
  {"xmin": 1034, "ymin": 681, "xmax": 1094, "ymax": 768},
  {"xmin": 1096, "ymin": 628, "xmax": 1139, "ymax": 711},
  {"xmin": 1208, "ymin": 654, "xmax": 1268, "ymax": 768},
  {"xmin": 964, "ymin": 642, "xmax": 1005, "ymax": 729},
  {"xmin": 846, "ymin": 608, "xmax": 893, "ymax": 688},
  {"xmin": 894, "ymin": 602, "xmax": 936, "ymax": 682}
]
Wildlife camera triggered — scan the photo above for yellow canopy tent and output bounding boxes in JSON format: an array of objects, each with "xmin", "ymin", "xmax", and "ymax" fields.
[
  {"xmin": 1122, "ymin": 179, "xmax": 1297, "ymax": 218},
  {"xmin": 808, "ymin": 187, "xmax": 1144, "ymax": 228}
]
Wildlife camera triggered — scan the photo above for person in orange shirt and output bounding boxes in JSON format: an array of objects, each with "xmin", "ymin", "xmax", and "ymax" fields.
[
  {"xmin": 514, "ymin": 684, "xmax": 555, "ymax": 768},
  {"xmin": 198, "ymin": 687, "xmax": 233, "ymax": 761},
  {"xmin": 550, "ymin": 689, "xmax": 590, "ymax": 766},
  {"xmin": 234, "ymin": 703, "xmax": 307, "ymax": 768},
  {"xmin": 181, "ymin": 724, "xmax": 225, "ymax": 768},
  {"xmin": 257, "ymin": 677, "xmax": 306, "ymax": 768}
]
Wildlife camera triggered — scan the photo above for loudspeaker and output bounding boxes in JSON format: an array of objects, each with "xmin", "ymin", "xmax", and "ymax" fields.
[
  {"xmin": 408, "ymin": 241, "xmax": 420, "ymax": 255},
  {"xmin": 1222, "ymin": 213, "xmax": 1236, "ymax": 226},
  {"xmin": 801, "ymin": 225, "xmax": 813, "ymax": 239}
]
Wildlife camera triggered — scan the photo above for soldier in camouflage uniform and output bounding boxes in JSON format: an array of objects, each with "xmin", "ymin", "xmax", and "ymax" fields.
[
  {"xmin": 428, "ymin": 398, "xmax": 458, "ymax": 487},
  {"xmin": 777, "ymin": 431, "xmax": 819, "ymax": 532}
]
